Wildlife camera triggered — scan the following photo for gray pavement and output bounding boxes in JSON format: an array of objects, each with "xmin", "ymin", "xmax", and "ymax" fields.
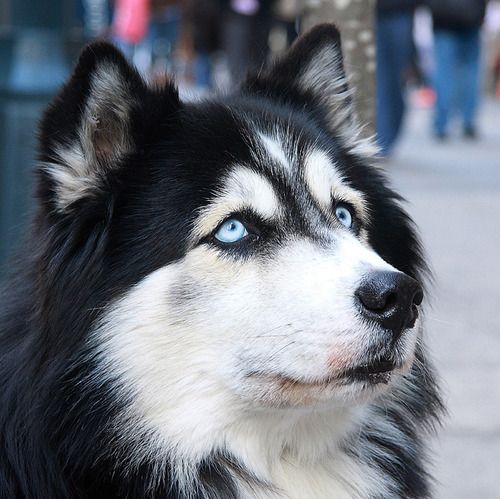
[{"xmin": 387, "ymin": 98, "xmax": 500, "ymax": 499}]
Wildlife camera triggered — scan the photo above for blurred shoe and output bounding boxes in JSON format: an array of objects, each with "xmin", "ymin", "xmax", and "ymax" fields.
[{"xmin": 463, "ymin": 126, "xmax": 478, "ymax": 140}]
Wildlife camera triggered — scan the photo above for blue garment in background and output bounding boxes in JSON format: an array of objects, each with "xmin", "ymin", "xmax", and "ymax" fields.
[
  {"xmin": 433, "ymin": 28, "xmax": 481, "ymax": 134},
  {"xmin": 376, "ymin": 11, "xmax": 414, "ymax": 156}
]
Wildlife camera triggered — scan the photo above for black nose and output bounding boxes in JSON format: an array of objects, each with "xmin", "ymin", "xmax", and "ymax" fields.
[{"xmin": 355, "ymin": 270, "xmax": 423, "ymax": 340}]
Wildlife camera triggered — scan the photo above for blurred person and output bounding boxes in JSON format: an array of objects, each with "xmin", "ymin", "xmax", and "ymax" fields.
[
  {"xmin": 112, "ymin": 0, "xmax": 151, "ymax": 60},
  {"xmin": 148, "ymin": 0, "xmax": 183, "ymax": 73},
  {"xmin": 376, "ymin": 0, "xmax": 419, "ymax": 156},
  {"xmin": 80, "ymin": 0, "xmax": 112, "ymax": 40},
  {"xmin": 496, "ymin": 52, "xmax": 500, "ymax": 97},
  {"xmin": 412, "ymin": 6, "xmax": 437, "ymax": 108},
  {"xmin": 273, "ymin": 0, "xmax": 303, "ymax": 48},
  {"xmin": 222, "ymin": 0, "xmax": 275, "ymax": 85},
  {"xmin": 484, "ymin": 1, "xmax": 500, "ymax": 98},
  {"xmin": 427, "ymin": 0, "xmax": 487, "ymax": 139},
  {"xmin": 185, "ymin": 0, "xmax": 222, "ymax": 89}
]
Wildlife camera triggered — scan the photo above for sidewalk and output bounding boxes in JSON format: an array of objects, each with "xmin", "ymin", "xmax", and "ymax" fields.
[{"xmin": 387, "ymin": 98, "xmax": 500, "ymax": 499}]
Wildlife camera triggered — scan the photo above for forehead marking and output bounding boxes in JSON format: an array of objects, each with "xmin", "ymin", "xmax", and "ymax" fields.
[
  {"xmin": 258, "ymin": 133, "xmax": 290, "ymax": 171},
  {"xmin": 304, "ymin": 149, "xmax": 368, "ymax": 222},
  {"xmin": 191, "ymin": 165, "xmax": 281, "ymax": 241}
]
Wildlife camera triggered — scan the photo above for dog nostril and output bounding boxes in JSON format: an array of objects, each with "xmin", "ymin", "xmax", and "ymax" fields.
[
  {"xmin": 383, "ymin": 291, "xmax": 397, "ymax": 312},
  {"xmin": 355, "ymin": 282, "xmax": 398, "ymax": 314},
  {"xmin": 413, "ymin": 288, "xmax": 424, "ymax": 306},
  {"xmin": 356, "ymin": 271, "xmax": 423, "ymax": 340}
]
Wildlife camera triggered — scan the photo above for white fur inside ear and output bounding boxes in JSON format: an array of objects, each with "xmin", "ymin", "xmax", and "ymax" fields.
[
  {"xmin": 298, "ymin": 45, "xmax": 379, "ymax": 158},
  {"xmin": 44, "ymin": 63, "xmax": 134, "ymax": 212},
  {"xmin": 44, "ymin": 145, "xmax": 100, "ymax": 210},
  {"xmin": 298, "ymin": 45, "xmax": 350, "ymax": 108}
]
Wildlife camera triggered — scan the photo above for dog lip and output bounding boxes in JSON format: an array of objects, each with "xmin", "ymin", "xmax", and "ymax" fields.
[
  {"xmin": 345, "ymin": 359, "xmax": 395, "ymax": 377},
  {"xmin": 246, "ymin": 360, "xmax": 396, "ymax": 387},
  {"xmin": 246, "ymin": 371, "xmax": 337, "ymax": 387}
]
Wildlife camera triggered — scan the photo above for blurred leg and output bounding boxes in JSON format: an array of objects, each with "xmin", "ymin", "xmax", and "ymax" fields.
[
  {"xmin": 193, "ymin": 52, "xmax": 211, "ymax": 88},
  {"xmin": 460, "ymin": 29, "xmax": 481, "ymax": 132},
  {"xmin": 376, "ymin": 12, "xmax": 414, "ymax": 156},
  {"xmin": 433, "ymin": 30, "xmax": 458, "ymax": 136}
]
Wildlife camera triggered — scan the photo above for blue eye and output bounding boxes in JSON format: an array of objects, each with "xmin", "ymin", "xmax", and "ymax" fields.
[
  {"xmin": 335, "ymin": 204, "xmax": 353, "ymax": 229},
  {"xmin": 214, "ymin": 218, "xmax": 249, "ymax": 243}
]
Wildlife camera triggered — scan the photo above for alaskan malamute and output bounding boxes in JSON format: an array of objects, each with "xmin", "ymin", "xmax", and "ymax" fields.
[{"xmin": 0, "ymin": 24, "xmax": 442, "ymax": 499}]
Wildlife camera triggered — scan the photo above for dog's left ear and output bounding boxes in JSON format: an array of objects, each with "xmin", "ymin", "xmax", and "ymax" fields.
[{"xmin": 244, "ymin": 24, "xmax": 374, "ymax": 154}]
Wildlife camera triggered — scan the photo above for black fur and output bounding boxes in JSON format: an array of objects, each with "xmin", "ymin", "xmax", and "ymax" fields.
[{"xmin": 0, "ymin": 25, "xmax": 442, "ymax": 498}]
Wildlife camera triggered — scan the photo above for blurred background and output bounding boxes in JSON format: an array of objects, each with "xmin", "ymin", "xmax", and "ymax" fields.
[{"xmin": 0, "ymin": 0, "xmax": 499, "ymax": 497}]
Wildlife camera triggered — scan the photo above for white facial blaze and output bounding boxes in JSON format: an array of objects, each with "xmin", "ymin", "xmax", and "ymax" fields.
[{"xmin": 258, "ymin": 133, "xmax": 290, "ymax": 170}]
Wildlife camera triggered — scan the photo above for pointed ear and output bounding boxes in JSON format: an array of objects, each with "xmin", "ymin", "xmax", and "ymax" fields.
[
  {"xmin": 38, "ymin": 42, "xmax": 179, "ymax": 213},
  {"xmin": 243, "ymin": 24, "xmax": 376, "ymax": 155}
]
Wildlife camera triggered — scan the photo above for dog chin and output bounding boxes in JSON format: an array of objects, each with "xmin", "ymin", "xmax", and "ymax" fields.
[
  {"xmin": 238, "ymin": 335, "xmax": 419, "ymax": 409},
  {"xmin": 237, "ymin": 364, "xmax": 411, "ymax": 409}
]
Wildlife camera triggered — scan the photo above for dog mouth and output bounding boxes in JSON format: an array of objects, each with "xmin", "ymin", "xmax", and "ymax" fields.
[
  {"xmin": 248, "ymin": 358, "xmax": 398, "ymax": 388},
  {"xmin": 342, "ymin": 358, "xmax": 395, "ymax": 384}
]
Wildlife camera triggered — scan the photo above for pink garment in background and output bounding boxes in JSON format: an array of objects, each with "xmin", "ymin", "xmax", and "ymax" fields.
[{"xmin": 113, "ymin": 0, "xmax": 150, "ymax": 44}]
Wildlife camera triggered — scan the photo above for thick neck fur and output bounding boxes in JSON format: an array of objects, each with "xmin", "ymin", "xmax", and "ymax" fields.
[
  {"xmin": 99, "ymin": 358, "xmax": 439, "ymax": 499},
  {"xmin": 217, "ymin": 405, "xmax": 382, "ymax": 499},
  {"xmin": 101, "ymin": 391, "xmax": 408, "ymax": 499}
]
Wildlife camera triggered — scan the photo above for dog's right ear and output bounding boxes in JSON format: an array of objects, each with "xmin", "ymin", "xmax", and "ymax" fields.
[
  {"xmin": 243, "ymin": 24, "xmax": 377, "ymax": 157},
  {"xmin": 38, "ymin": 42, "xmax": 180, "ymax": 214}
]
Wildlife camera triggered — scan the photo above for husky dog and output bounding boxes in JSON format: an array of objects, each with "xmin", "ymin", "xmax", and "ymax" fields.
[{"xmin": 0, "ymin": 24, "xmax": 441, "ymax": 499}]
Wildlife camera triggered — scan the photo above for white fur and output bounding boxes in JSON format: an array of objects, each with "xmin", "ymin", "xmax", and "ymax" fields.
[
  {"xmin": 303, "ymin": 149, "xmax": 369, "ymax": 223},
  {"xmin": 93, "ymin": 232, "xmax": 419, "ymax": 496},
  {"xmin": 258, "ymin": 133, "xmax": 290, "ymax": 171},
  {"xmin": 44, "ymin": 145, "xmax": 99, "ymax": 210}
]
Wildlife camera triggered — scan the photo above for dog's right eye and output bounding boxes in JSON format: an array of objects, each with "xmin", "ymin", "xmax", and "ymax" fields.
[{"xmin": 214, "ymin": 218, "xmax": 249, "ymax": 244}]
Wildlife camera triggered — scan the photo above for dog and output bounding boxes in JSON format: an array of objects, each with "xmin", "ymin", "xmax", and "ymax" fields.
[{"xmin": 0, "ymin": 24, "xmax": 442, "ymax": 499}]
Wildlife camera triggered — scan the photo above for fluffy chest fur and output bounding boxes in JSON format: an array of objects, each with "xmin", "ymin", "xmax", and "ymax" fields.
[{"xmin": 239, "ymin": 460, "xmax": 374, "ymax": 499}]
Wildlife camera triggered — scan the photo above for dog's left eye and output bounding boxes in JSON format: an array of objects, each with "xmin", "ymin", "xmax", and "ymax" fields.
[
  {"xmin": 335, "ymin": 203, "xmax": 354, "ymax": 229},
  {"xmin": 214, "ymin": 218, "xmax": 249, "ymax": 243}
]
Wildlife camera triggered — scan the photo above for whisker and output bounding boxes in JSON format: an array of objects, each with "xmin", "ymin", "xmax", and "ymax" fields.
[{"xmin": 426, "ymin": 316, "xmax": 459, "ymax": 327}]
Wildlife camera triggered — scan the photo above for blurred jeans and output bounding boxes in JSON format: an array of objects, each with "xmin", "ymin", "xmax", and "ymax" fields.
[
  {"xmin": 194, "ymin": 53, "xmax": 211, "ymax": 88},
  {"xmin": 433, "ymin": 28, "xmax": 481, "ymax": 134},
  {"xmin": 376, "ymin": 12, "xmax": 414, "ymax": 156}
]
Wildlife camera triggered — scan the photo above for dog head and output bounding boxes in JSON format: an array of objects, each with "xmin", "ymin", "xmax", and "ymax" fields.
[{"xmin": 37, "ymin": 24, "xmax": 426, "ymax": 467}]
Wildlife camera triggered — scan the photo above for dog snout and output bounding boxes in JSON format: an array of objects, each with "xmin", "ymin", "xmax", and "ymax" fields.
[{"xmin": 355, "ymin": 271, "xmax": 423, "ymax": 340}]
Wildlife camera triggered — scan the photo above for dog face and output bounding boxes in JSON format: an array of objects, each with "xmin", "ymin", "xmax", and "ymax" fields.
[
  {"xmin": 37, "ymin": 25, "xmax": 425, "ymax": 465},
  {"xmin": 99, "ymin": 132, "xmax": 421, "ymax": 414}
]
